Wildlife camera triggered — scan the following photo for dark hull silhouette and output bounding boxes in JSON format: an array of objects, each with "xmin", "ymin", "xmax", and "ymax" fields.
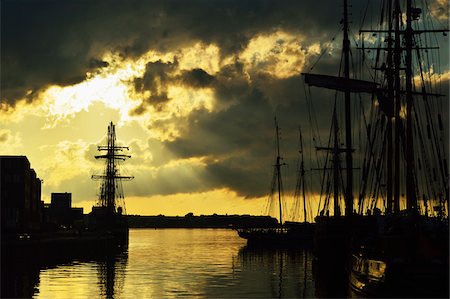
[
  {"xmin": 349, "ymin": 214, "xmax": 449, "ymax": 298},
  {"xmin": 237, "ymin": 222, "xmax": 315, "ymax": 248},
  {"xmin": 88, "ymin": 206, "xmax": 129, "ymax": 244}
]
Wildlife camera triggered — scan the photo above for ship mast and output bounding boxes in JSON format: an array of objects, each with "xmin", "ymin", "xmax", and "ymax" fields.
[
  {"xmin": 385, "ymin": 0, "xmax": 394, "ymax": 214},
  {"xmin": 274, "ymin": 118, "xmax": 285, "ymax": 225},
  {"xmin": 343, "ymin": 0, "xmax": 353, "ymax": 216},
  {"xmin": 404, "ymin": 0, "xmax": 416, "ymax": 212},
  {"xmin": 299, "ymin": 128, "xmax": 307, "ymax": 223},
  {"xmin": 292, "ymin": 127, "xmax": 311, "ymax": 222},
  {"xmin": 304, "ymin": 0, "xmax": 368, "ymax": 217},
  {"xmin": 332, "ymin": 109, "xmax": 341, "ymax": 217},
  {"xmin": 359, "ymin": 0, "xmax": 449, "ymax": 215},
  {"xmin": 92, "ymin": 122, "xmax": 133, "ymax": 213}
]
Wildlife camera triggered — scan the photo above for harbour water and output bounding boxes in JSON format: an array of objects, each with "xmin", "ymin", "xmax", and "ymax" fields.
[{"xmin": 4, "ymin": 228, "xmax": 337, "ymax": 298}]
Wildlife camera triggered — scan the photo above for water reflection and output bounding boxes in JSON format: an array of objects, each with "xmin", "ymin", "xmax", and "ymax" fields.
[
  {"xmin": 312, "ymin": 256, "xmax": 349, "ymax": 298},
  {"xmin": 1, "ymin": 243, "xmax": 128, "ymax": 298},
  {"xmin": 1, "ymin": 249, "xmax": 41, "ymax": 298},
  {"xmin": 236, "ymin": 246, "xmax": 315, "ymax": 298},
  {"xmin": 1, "ymin": 229, "xmax": 355, "ymax": 298},
  {"xmin": 96, "ymin": 246, "xmax": 128, "ymax": 299}
]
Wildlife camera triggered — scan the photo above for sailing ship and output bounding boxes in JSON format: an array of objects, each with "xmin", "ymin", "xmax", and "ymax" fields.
[
  {"xmin": 303, "ymin": 0, "xmax": 448, "ymax": 296},
  {"xmin": 89, "ymin": 122, "xmax": 133, "ymax": 244},
  {"xmin": 347, "ymin": 0, "xmax": 449, "ymax": 297},
  {"xmin": 302, "ymin": 0, "xmax": 368, "ymax": 262},
  {"xmin": 236, "ymin": 119, "xmax": 315, "ymax": 247}
]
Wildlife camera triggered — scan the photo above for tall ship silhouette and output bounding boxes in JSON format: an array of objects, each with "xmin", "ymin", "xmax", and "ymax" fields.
[
  {"xmin": 89, "ymin": 122, "xmax": 133, "ymax": 244},
  {"xmin": 302, "ymin": 0, "xmax": 448, "ymax": 297},
  {"xmin": 236, "ymin": 118, "xmax": 315, "ymax": 247}
]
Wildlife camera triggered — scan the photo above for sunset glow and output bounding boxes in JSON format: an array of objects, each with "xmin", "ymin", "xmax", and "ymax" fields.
[{"xmin": 1, "ymin": 0, "xmax": 448, "ymax": 217}]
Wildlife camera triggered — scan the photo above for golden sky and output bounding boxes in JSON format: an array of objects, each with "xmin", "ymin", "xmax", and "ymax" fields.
[{"xmin": 1, "ymin": 0, "xmax": 448, "ymax": 218}]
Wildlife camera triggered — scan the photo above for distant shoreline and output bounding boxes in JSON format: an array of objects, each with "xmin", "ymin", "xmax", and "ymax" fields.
[{"xmin": 125, "ymin": 214, "xmax": 278, "ymax": 229}]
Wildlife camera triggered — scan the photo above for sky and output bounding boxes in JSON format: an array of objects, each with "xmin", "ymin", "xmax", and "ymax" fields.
[{"xmin": 1, "ymin": 0, "xmax": 449, "ymax": 218}]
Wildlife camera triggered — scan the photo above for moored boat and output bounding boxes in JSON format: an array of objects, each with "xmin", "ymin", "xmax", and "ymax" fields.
[
  {"xmin": 237, "ymin": 119, "xmax": 315, "ymax": 248},
  {"xmin": 89, "ymin": 121, "xmax": 134, "ymax": 245},
  {"xmin": 346, "ymin": 0, "xmax": 449, "ymax": 296},
  {"xmin": 303, "ymin": 0, "xmax": 448, "ymax": 297}
]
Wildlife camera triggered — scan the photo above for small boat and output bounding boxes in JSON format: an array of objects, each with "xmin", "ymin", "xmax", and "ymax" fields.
[{"xmin": 236, "ymin": 119, "xmax": 315, "ymax": 247}]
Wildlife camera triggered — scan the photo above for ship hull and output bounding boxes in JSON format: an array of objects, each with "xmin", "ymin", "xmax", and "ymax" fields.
[
  {"xmin": 88, "ymin": 206, "xmax": 129, "ymax": 245},
  {"xmin": 349, "ymin": 253, "xmax": 449, "ymax": 298},
  {"xmin": 237, "ymin": 223, "xmax": 315, "ymax": 248},
  {"xmin": 349, "ymin": 214, "xmax": 449, "ymax": 298}
]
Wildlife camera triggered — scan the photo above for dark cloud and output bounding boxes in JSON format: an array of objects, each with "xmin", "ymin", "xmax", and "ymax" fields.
[
  {"xmin": 134, "ymin": 60, "xmax": 177, "ymax": 92},
  {"xmin": 88, "ymin": 58, "xmax": 109, "ymax": 69},
  {"xmin": 214, "ymin": 60, "xmax": 250, "ymax": 105},
  {"xmin": 2, "ymin": 0, "xmax": 448, "ymax": 203},
  {"xmin": 131, "ymin": 60, "xmax": 178, "ymax": 113},
  {"xmin": 180, "ymin": 68, "xmax": 215, "ymax": 88},
  {"xmin": 1, "ymin": 0, "xmax": 361, "ymax": 104},
  {"xmin": 162, "ymin": 84, "xmax": 304, "ymax": 197},
  {"xmin": 130, "ymin": 59, "xmax": 247, "ymax": 116}
]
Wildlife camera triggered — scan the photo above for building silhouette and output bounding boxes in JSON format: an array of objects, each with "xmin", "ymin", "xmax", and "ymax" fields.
[
  {"xmin": 1, "ymin": 156, "xmax": 84, "ymax": 234},
  {"xmin": 0, "ymin": 156, "xmax": 42, "ymax": 233}
]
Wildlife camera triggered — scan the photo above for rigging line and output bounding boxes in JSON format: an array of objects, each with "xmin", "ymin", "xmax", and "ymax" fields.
[
  {"xmin": 424, "ymin": 0, "xmax": 449, "ymax": 30},
  {"xmin": 291, "ymin": 155, "xmax": 301, "ymax": 221},
  {"xmin": 358, "ymin": 37, "xmax": 378, "ymax": 81},
  {"xmin": 303, "ymin": 83, "xmax": 324, "ymax": 216},
  {"xmin": 415, "ymin": 55, "xmax": 448, "ymax": 193},
  {"xmin": 373, "ymin": 117, "xmax": 388, "ymax": 209},
  {"xmin": 372, "ymin": 117, "xmax": 386, "ymax": 202},
  {"xmin": 359, "ymin": 98, "xmax": 382, "ymax": 212},
  {"xmin": 263, "ymin": 162, "xmax": 277, "ymax": 215},
  {"xmin": 423, "ymin": 2, "xmax": 447, "ymax": 99},
  {"xmin": 365, "ymin": 118, "xmax": 379, "ymax": 210},
  {"xmin": 280, "ymin": 171, "xmax": 288, "ymax": 222},
  {"xmin": 306, "ymin": 27, "xmax": 342, "ymax": 73},
  {"xmin": 367, "ymin": 143, "xmax": 381, "ymax": 212},
  {"xmin": 415, "ymin": 8, "xmax": 434, "ymax": 93},
  {"xmin": 322, "ymin": 171, "xmax": 331, "ymax": 214},
  {"xmin": 302, "ymin": 86, "xmax": 321, "ymax": 215},
  {"xmin": 305, "ymin": 166, "xmax": 313, "ymax": 222},
  {"xmin": 359, "ymin": 0, "xmax": 372, "ymax": 32},
  {"xmin": 305, "ymin": 84, "xmax": 324, "ymax": 168},
  {"xmin": 318, "ymin": 98, "xmax": 338, "ymax": 214},
  {"xmin": 414, "ymin": 106, "xmax": 439, "ymax": 204},
  {"xmin": 318, "ymin": 151, "xmax": 330, "ymax": 215},
  {"xmin": 378, "ymin": 0, "xmax": 384, "ymax": 26},
  {"xmin": 302, "ymin": 81, "xmax": 314, "ymax": 141},
  {"xmin": 292, "ymin": 129, "xmax": 306, "ymax": 221},
  {"xmin": 358, "ymin": 102, "xmax": 372, "ymax": 211}
]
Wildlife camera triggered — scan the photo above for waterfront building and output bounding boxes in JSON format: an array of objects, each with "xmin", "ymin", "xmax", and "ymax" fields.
[
  {"xmin": 50, "ymin": 192, "xmax": 72, "ymax": 227},
  {"xmin": 52, "ymin": 193, "xmax": 84, "ymax": 228},
  {"xmin": 0, "ymin": 156, "xmax": 42, "ymax": 233}
]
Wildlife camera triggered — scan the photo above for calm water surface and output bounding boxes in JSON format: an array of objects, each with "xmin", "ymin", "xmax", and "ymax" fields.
[{"xmin": 15, "ymin": 229, "xmax": 327, "ymax": 298}]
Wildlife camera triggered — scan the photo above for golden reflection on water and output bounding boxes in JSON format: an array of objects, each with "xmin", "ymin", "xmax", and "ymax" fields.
[{"xmin": 23, "ymin": 229, "xmax": 316, "ymax": 298}]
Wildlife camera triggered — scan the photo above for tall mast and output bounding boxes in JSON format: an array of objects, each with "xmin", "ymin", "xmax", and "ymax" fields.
[
  {"xmin": 304, "ymin": 0, "xmax": 380, "ymax": 217},
  {"xmin": 343, "ymin": 0, "xmax": 353, "ymax": 216},
  {"xmin": 385, "ymin": 0, "xmax": 394, "ymax": 214},
  {"xmin": 393, "ymin": 0, "xmax": 401, "ymax": 213},
  {"xmin": 92, "ymin": 122, "xmax": 133, "ymax": 213},
  {"xmin": 299, "ymin": 128, "xmax": 307, "ymax": 223},
  {"xmin": 275, "ymin": 118, "xmax": 284, "ymax": 225},
  {"xmin": 404, "ymin": 0, "xmax": 416, "ymax": 211},
  {"xmin": 333, "ymin": 109, "xmax": 341, "ymax": 217},
  {"xmin": 358, "ymin": 1, "xmax": 448, "ymax": 215}
]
